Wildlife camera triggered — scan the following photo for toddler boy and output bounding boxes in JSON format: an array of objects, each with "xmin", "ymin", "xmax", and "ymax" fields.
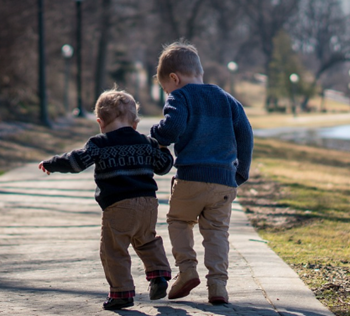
[{"xmin": 39, "ymin": 88, "xmax": 173, "ymax": 310}]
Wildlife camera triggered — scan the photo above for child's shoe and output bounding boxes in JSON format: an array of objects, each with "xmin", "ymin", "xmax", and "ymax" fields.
[
  {"xmin": 168, "ymin": 268, "xmax": 200, "ymax": 299},
  {"xmin": 208, "ymin": 282, "xmax": 228, "ymax": 304},
  {"xmin": 102, "ymin": 297, "xmax": 134, "ymax": 310},
  {"xmin": 149, "ymin": 276, "xmax": 168, "ymax": 300}
]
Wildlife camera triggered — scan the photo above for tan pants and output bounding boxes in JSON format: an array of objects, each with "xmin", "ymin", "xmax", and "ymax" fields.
[
  {"xmin": 100, "ymin": 197, "xmax": 171, "ymax": 293},
  {"xmin": 168, "ymin": 179, "xmax": 237, "ymax": 284}
]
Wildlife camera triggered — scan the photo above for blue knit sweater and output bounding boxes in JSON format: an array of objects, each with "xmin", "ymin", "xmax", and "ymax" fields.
[
  {"xmin": 150, "ymin": 84, "xmax": 253, "ymax": 187},
  {"xmin": 43, "ymin": 127, "xmax": 173, "ymax": 210}
]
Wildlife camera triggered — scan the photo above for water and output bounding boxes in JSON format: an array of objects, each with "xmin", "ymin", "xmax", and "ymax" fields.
[
  {"xmin": 254, "ymin": 125, "xmax": 350, "ymax": 152},
  {"xmin": 317, "ymin": 125, "xmax": 350, "ymax": 140}
]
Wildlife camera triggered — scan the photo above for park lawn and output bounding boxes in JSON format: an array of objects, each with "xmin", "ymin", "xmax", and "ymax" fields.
[
  {"xmin": 247, "ymin": 111, "xmax": 350, "ymax": 129},
  {"xmin": 249, "ymin": 137, "xmax": 350, "ymax": 315}
]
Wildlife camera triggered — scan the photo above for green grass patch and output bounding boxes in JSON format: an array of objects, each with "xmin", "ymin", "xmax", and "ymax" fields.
[
  {"xmin": 260, "ymin": 220, "xmax": 350, "ymax": 266},
  {"xmin": 249, "ymin": 137, "xmax": 350, "ymax": 315}
]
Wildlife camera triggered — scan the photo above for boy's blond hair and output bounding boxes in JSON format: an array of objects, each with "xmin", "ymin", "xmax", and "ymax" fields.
[
  {"xmin": 156, "ymin": 40, "xmax": 204, "ymax": 83},
  {"xmin": 94, "ymin": 88, "xmax": 140, "ymax": 126}
]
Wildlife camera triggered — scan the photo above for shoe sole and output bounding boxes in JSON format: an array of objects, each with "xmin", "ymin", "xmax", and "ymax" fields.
[
  {"xmin": 103, "ymin": 301, "xmax": 134, "ymax": 310},
  {"xmin": 209, "ymin": 296, "xmax": 228, "ymax": 305},
  {"xmin": 150, "ymin": 282, "xmax": 168, "ymax": 300},
  {"xmin": 168, "ymin": 278, "xmax": 200, "ymax": 299}
]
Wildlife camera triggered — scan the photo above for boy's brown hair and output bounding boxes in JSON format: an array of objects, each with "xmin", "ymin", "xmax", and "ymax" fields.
[
  {"xmin": 156, "ymin": 40, "xmax": 204, "ymax": 83},
  {"xmin": 94, "ymin": 87, "xmax": 140, "ymax": 126}
]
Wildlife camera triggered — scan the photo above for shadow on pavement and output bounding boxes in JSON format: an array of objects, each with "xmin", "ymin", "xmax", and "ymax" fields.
[{"xmin": 0, "ymin": 281, "xmax": 105, "ymax": 297}]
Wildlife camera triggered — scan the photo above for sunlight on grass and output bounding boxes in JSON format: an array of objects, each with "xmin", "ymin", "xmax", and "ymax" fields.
[
  {"xmin": 253, "ymin": 138, "xmax": 350, "ymax": 219},
  {"xmin": 260, "ymin": 219, "xmax": 350, "ymax": 266},
  {"xmin": 257, "ymin": 158, "xmax": 350, "ymax": 192},
  {"xmin": 251, "ymin": 137, "xmax": 350, "ymax": 314},
  {"xmin": 248, "ymin": 112, "xmax": 350, "ymax": 129}
]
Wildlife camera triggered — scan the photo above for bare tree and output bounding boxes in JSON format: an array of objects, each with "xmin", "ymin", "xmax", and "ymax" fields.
[
  {"xmin": 238, "ymin": 0, "xmax": 301, "ymax": 71},
  {"xmin": 152, "ymin": 0, "xmax": 209, "ymax": 42},
  {"xmin": 0, "ymin": 0, "xmax": 38, "ymax": 120},
  {"xmin": 141, "ymin": 0, "xmax": 212, "ymax": 106},
  {"xmin": 235, "ymin": 0, "xmax": 301, "ymax": 109},
  {"xmin": 94, "ymin": 0, "xmax": 112, "ymax": 101},
  {"xmin": 94, "ymin": 0, "xmax": 144, "ymax": 102},
  {"xmin": 290, "ymin": 0, "xmax": 350, "ymax": 109},
  {"xmin": 5, "ymin": 0, "xmax": 350, "ymax": 120}
]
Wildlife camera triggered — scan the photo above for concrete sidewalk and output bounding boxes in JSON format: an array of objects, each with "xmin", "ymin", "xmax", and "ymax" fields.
[{"xmin": 0, "ymin": 119, "xmax": 334, "ymax": 316}]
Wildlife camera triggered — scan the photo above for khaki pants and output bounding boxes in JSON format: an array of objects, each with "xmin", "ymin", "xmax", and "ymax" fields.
[
  {"xmin": 168, "ymin": 179, "xmax": 237, "ymax": 284},
  {"xmin": 100, "ymin": 197, "xmax": 171, "ymax": 293}
]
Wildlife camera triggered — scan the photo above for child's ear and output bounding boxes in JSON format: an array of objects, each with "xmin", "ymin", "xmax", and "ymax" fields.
[
  {"xmin": 169, "ymin": 73, "xmax": 180, "ymax": 85},
  {"xmin": 97, "ymin": 117, "xmax": 104, "ymax": 128},
  {"xmin": 132, "ymin": 121, "xmax": 138, "ymax": 130}
]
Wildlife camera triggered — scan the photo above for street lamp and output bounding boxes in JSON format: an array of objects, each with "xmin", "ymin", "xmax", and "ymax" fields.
[
  {"xmin": 227, "ymin": 61, "xmax": 238, "ymax": 95},
  {"xmin": 289, "ymin": 73, "xmax": 299, "ymax": 116},
  {"xmin": 75, "ymin": 0, "xmax": 84, "ymax": 117},
  {"xmin": 61, "ymin": 44, "xmax": 74, "ymax": 113}
]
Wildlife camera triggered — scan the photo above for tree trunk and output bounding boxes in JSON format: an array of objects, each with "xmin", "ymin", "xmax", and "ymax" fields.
[{"xmin": 94, "ymin": 0, "xmax": 112, "ymax": 102}]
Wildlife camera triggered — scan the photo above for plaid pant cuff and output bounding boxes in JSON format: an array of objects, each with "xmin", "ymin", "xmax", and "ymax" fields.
[
  {"xmin": 146, "ymin": 270, "xmax": 172, "ymax": 281},
  {"xmin": 109, "ymin": 290, "xmax": 135, "ymax": 299}
]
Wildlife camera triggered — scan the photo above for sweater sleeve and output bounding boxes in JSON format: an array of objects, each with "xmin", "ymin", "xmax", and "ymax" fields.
[
  {"xmin": 150, "ymin": 92, "xmax": 188, "ymax": 146},
  {"xmin": 148, "ymin": 137, "xmax": 174, "ymax": 175},
  {"xmin": 153, "ymin": 147, "xmax": 174, "ymax": 175},
  {"xmin": 42, "ymin": 140, "xmax": 96, "ymax": 173},
  {"xmin": 232, "ymin": 99, "xmax": 254, "ymax": 186}
]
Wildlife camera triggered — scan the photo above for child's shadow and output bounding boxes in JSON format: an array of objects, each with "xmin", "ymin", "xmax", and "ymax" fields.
[
  {"xmin": 109, "ymin": 306, "xmax": 189, "ymax": 316},
  {"xmin": 157, "ymin": 301, "xmax": 328, "ymax": 316},
  {"xmin": 155, "ymin": 305, "xmax": 189, "ymax": 315},
  {"xmin": 159, "ymin": 301, "xmax": 234, "ymax": 315}
]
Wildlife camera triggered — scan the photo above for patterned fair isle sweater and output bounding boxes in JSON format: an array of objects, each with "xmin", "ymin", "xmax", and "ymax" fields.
[
  {"xmin": 43, "ymin": 127, "xmax": 173, "ymax": 210},
  {"xmin": 150, "ymin": 83, "xmax": 254, "ymax": 187}
]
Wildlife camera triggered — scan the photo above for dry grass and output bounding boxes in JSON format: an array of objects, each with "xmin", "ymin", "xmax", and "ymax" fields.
[
  {"xmin": 254, "ymin": 138, "xmax": 350, "ymax": 191},
  {"xmin": 240, "ymin": 137, "xmax": 350, "ymax": 315},
  {"xmin": 248, "ymin": 112, "xmax": 350, "ymax": 129}
]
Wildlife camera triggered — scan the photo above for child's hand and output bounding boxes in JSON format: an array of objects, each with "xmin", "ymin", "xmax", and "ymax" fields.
[{"xmin": 38, "ymin": 161, "xmax": 50, "ymax": 175}]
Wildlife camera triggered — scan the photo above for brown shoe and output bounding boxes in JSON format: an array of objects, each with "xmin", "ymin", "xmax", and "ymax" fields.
[
  {"xmin": 168, "ymin": 268, "xmax": 200, "ymax": 299},
  {"xmin": 208, "ymin": 283, "xmax": 228, "ymax": 304}
]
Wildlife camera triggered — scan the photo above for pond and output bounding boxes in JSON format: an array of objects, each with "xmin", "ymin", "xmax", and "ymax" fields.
[
  {"xmin": 317, "ymin": 125, "xmax": 350, "ymax": 140},
  {"xmin": 254, "ymin": 125, "xmax": 350, "ymax": 152}
]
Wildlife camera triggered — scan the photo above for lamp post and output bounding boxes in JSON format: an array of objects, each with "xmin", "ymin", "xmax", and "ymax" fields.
[
  {"xmin": 61, "ymin": 44, "xmax": 74, "ymax": 113},
  {"xmin": 75, "ymin": 0, "xmax": 84, "ymax": 117},
  {"xmin": 289, "ymin": 73, "xmax": 299, "ymax": 117},
  {"xmin": 37, "ymin": 0, "xmax": 51, "ymax": 127},
  {"xmin": 227, "ymin": 61, "xmax": 238, "ymax": 95}
]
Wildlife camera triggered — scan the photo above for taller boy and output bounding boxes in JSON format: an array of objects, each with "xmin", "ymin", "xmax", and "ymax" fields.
[{"xmin": 150, "ymin": 41, "xmax": 254, "ymax": 304}]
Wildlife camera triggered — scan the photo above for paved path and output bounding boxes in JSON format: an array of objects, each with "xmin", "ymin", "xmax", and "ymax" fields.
[{"xmin": 0, "ymin": 118, "xmax": 334, "ymax": 316}]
